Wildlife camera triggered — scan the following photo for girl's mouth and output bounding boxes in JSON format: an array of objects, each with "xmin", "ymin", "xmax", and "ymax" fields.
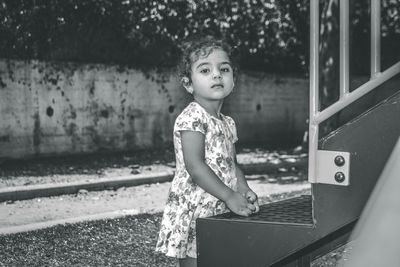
[{"xmin": 211, "ymin": 84, "xmax": 224, "ymax": 89}]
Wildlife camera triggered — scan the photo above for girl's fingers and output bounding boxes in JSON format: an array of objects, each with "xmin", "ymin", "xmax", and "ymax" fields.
[
  {"xmin": 230, "ymin": 191, "xmax": 259, "ymax": 216},
  {"xmin": 247, "ymin": 203, "xmax": 256, "ymax": 211},
  {"xmin": 238, "ymin": 207, "xmax": 252, "ymax": 217},
  {"xmin": 245, "ymin": 190, "xmax": 257, "ymax": 203},
  {"xmin": 243, "ymin": 209, "xmax": 252, "ymax": 217},
  {"xmin": 254, "ymin": 202, "xmax": 260, "ymax": 213}
]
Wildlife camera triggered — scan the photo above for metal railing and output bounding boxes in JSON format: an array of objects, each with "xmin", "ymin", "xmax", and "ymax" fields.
[{"xmin": 308, "ymin": 0, "xmax": 400, "ymax": 183}]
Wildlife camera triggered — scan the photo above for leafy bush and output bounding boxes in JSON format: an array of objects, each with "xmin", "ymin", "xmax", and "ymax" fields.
[
  {"xmin": 0, "ymin": 0, "xmax": 307, "ymax": 73},
  {"xmin": 0, "ymin": 0, "xmax": 399, "ymax": 74}
]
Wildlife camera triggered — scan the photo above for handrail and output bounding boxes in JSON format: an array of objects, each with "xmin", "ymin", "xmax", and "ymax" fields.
[
  {"xmin": 309, "ymin": 0, "xmax": 320, "ymax": 183},
  {"xmin": 371, "ymin": 0, "xmax": 381, "ymax": 77},
  {"xmin": 315, "ymin": 61, "xmax": 400, "ymax": 124},
  {"xmin": 339, "ymin": 0, "xmax": 349, "ymax": 98},
  {"xmin": 308, "ymin": 0, "xmax": 400, "ymax": 183}
]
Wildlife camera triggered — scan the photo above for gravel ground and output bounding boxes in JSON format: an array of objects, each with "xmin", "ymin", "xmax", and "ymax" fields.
[
  {"xmin": 0, "ymin": 147, "xmax": 309, "ymax": 229},
  {"xmin": 1, "ymin": 189, "xmax": 333, "ymax": 267},
  {"xmin": 0, "ymin": 147, "xmax": 350, "ymax": 266},
  {"xmin": 0, "ymin": 180, "xmax": 311, "ymax": 228},
  {"xmin": 0, "ymin": 147, "xmax": 307, "ymax": 188},
  {"xmin": 0, "ymin": 189, "xmax": 351, "ymax": 267}
]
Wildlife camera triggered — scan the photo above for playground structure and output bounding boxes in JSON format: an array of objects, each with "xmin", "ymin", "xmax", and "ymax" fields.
[{"xmin": 197, "ymin": 0, "xmax": 400, "ymax": 266}]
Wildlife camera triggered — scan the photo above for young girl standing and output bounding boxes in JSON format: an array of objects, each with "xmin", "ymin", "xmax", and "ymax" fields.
[{"xmin": 156, "ymin": 36, "xmax": 259, "ymax": 267}]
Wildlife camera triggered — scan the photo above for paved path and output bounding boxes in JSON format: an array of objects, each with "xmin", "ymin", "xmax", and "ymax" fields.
[{"xmin": 0, "ymin": 179, "xmax": 310, "ymax": 235}]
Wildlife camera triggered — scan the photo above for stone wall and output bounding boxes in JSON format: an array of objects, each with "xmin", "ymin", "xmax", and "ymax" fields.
[{"xmin": 0, "ymin": 59, "xmax": 310, "ymax": 158}]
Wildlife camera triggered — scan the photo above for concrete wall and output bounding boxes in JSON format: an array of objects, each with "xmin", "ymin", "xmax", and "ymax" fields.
[
  {"xmin": 0, "ymin": 59, "xmax": 309, "ymax": 159},
  {"xmin": 224, "ymin": 72, "xmax": 308, "ymax": 147}
]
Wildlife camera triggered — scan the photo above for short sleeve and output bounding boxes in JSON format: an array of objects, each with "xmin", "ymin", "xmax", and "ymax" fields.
[
  {"xmin": 174, "ymin": 103, "xmax": 208, "ymax": 134},
  {"xmin": 225, "ymin": 116, "xmax": 238, "ymax": 143}
]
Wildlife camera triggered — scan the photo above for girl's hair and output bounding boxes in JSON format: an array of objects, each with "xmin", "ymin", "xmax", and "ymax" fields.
[{"xmin": 178, "ymin": 35, "xmax": 237, "ymax": 85}]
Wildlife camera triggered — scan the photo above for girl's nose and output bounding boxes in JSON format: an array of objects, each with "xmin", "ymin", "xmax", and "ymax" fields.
[{"xmin": 212, "ymin": 70, "xmax": 221, "ymax": 79}]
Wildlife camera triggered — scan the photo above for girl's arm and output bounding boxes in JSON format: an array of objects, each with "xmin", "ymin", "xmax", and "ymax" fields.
[
  {"xmin": 181, "ymin": 131, "xmax": 254, "ymax": 216},
  {"xmin": 234, "ymin": 146, "xmax": 260, "ymax": 213}
]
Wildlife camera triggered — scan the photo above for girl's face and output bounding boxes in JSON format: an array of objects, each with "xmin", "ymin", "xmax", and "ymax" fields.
[{"xmin": 184, "ymin": 48, "xmax": 234, "ymax": 103}]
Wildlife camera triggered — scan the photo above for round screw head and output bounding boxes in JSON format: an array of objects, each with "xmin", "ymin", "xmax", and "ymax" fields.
[
  {"xmin": 334, "ymin": 155, "xmax": 345, "ymax": 167},
  {"xmin": 335, "ymin": 172, "xmax": 346, "ymax": 183}
]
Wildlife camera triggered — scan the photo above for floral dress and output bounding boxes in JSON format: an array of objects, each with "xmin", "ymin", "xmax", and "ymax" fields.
[{"xmin": 155, "ymin": 101, "xmax": 239, "ymax": 258}]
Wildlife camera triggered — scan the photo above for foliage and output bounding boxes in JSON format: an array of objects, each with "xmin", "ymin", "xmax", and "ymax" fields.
[
  {"xmin": 351, "ymin": 0, "xmax": 400, "ymax": 74},
  {"xmin": 0, "ymin": 0, "xmax": 306, "ymax": 73},
  {"xmin": 0, "ymin": 0, "xmax": 399, "ymax": 74}
]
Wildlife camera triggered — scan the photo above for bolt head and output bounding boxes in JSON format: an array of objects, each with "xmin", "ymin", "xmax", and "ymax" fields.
[
  {"xmin": 334, "ymin": 155, "xmax": 345, "ymax": 167},
  {"xmin": 335, "ymin": 172, "xmax": 345, "ymax": 183}
]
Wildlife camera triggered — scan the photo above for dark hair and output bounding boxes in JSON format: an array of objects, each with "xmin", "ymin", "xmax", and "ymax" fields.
[{"xmin": 178, "ymin": 35, "xmax": 238, "ymax": 85}]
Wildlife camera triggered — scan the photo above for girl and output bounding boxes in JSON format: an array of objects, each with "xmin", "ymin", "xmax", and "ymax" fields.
[{"xmin": 156, "ymin": 36, "xmax": 259, "ymax": 267}]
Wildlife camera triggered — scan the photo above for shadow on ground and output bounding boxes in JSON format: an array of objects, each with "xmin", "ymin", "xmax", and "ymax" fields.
[
  {"xmin": 0, "ymin": 148, "xmax": 176, "ymax": 178},
  {"xmin": 0, "ymin": 147, "xmax": 309, "ymax": 185}
]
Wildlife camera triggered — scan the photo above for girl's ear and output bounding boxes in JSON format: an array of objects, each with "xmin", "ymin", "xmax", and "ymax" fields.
[
  {"xmin": 184, "ymin": 84, "xmax": 194, "ymax": 94},
  {"xmin": 181, "ymin": 77, "xmax": 193, "ymax": 94},
  {"xmin": 181, "ymin": 76, "xmax": 190, "ymax": 86}
]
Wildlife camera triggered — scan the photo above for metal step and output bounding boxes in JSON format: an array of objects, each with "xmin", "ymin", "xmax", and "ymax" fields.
[{"xmin": 213, "ymin": 195, "xmax": 313, "ymax": 227}]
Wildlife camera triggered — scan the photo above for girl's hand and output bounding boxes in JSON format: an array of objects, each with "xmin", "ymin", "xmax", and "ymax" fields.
[
  {"xmin": 225, "ymin": 191, "xmax": 255, "ymax": 217},
  {"xmin": 245, "ymin": 190, "xmax": 260, "ymax": 214}
]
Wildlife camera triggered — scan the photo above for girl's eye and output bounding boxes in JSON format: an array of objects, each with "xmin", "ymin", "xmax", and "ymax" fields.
[
  {"xmin": 221, "ymin": 67, "xmax": 231, "ymax": 72},
  {"xmin": 200, "ymin": 68, "xmax": 210, "ymax": 74}
]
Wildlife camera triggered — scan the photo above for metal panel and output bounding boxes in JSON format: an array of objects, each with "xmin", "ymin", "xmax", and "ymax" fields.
[
  {"xmin": 313, "ymin": 92, "xmax": 400, "ymax": 231},
  {"xmin": 316, "ymin": 150, "xmax": 350, "ymax": 186}
]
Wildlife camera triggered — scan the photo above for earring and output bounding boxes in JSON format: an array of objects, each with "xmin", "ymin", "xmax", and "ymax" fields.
[
  {"xmin": 181, "ymin": 77, "xmax": 189, "ymax": 85},
  {"xmin": 182, "ymin": 77, "xmax": 193, "ymax": 94}
]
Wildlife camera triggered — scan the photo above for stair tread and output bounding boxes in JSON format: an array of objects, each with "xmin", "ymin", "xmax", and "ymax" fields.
[{"xmin": 209, "ymin": 195, "xmax": 313, "ymax": 226}]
